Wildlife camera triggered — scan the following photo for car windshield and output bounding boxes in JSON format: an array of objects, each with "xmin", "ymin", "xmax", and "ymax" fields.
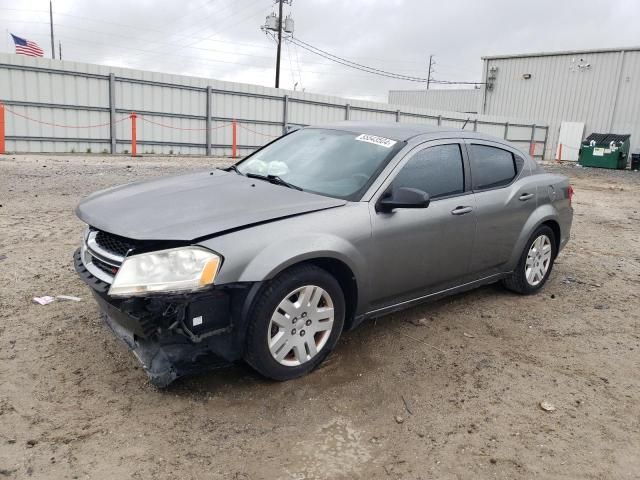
[{"xmin": 236, "ymin": 128, "xmax": 404, "ymax": 200}]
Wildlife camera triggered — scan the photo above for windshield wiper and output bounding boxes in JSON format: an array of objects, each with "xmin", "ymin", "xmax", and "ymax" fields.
[
  {"xmin": 245, "ymin": 173, "xmax": 302, "ymax": 191},
  {"xmin": 218, "ymin": 164, "xmax": 244, "ymax": 175}
]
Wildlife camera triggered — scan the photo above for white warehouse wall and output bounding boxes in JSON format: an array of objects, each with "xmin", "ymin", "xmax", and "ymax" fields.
[{"xmin": 479, "ymin": 47, "xmax": 640, "ymax": 160}]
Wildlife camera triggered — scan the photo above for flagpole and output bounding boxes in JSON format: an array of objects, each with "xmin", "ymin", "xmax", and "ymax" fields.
[{"xmin": 49, "ymin": 0, "xmax": 55, "ymax": 59}]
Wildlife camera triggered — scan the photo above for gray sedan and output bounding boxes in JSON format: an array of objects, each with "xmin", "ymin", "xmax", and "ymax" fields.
[{"xmin": 74, "ymin": 122, "xmax": 573, "ymax": 386}]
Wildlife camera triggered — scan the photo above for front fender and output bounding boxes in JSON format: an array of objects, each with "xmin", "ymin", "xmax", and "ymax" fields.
[
  {"xmin": 238, "ymin": 233, "xmax": 366, "ymax": 283},
  {"xmin": 506, "ymin": 204, "xmax": 560, "ymax": 271},
  {"xmin": 200, "ymin": 203, "xmax": 372, "ymax": 300}
]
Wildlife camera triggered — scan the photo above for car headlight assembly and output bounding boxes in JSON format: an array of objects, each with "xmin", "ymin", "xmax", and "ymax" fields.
[{"xmin": 108, "ymin": 247, "xmax": 222, "ymax": 297}]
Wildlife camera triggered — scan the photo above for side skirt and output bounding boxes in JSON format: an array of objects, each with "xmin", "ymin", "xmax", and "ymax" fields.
[{"xmin": 354, "ymin": 272, "xmax": 509, "ymax": 325}]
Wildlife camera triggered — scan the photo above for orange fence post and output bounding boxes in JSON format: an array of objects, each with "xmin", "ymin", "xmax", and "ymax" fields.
[
  {"xmin": 0, "ymin": 103, "xmax": 5, "ymax": 155},
  {"xmin": 130, "ymin": 112, "xmax": 137, "ymax": 157},
  {"xmin": 232, "ymin": 120, "xmax": 237, "ymax": 159},
  {"xmin": 529, "ymin": 142, "xmax": 535, "ymax": 156},
  {"xmin": 557, "ymin": 143, "xmax": 563, "ymax": 163}
]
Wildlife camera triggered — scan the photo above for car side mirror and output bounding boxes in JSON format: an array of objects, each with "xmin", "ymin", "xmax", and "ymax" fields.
[{"xmin": 376, "ymin": 187, "xmax": 430, "ymax": 212}]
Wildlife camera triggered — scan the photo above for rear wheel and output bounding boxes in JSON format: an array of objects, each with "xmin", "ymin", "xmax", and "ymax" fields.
[
  {"xmin": 503, "ymin": 225, "xmax": 557, "ymax": 294},
  {"xmin": 244, "ymin": 265, "xmax": 345, "ymax": 381}
]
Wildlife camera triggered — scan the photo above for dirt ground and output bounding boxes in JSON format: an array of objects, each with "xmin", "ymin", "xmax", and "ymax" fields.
[{"xmin": 0, "ymin": 154, "xmax": 639, "ymax": 480}]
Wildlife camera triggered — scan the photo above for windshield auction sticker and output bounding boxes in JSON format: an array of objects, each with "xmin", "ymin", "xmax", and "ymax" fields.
[{"xmin": 355, "ymin": 134, "xmax": 397, "ymax": 148}]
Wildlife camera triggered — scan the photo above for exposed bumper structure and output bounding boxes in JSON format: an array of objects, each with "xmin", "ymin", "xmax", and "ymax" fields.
[{"xmin": 74, "ymin": 248, "xmax": 256, "ymax": 387}]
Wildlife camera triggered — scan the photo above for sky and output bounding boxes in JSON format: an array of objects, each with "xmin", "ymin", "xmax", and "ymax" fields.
[{"xmin": 1, "ymin": 0, "xmax": 639, "ymax": 103}]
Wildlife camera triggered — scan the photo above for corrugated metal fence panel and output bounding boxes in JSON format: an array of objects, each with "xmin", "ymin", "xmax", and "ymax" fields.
[
  {"xmin": 349, "ymin": 106, "xmax": 396, "ymax": 122},
  {"xmin": 398, "ymin": 114, "xmax": 438, "ymax": 125},
  {"xmin": 476, "ymin": 123, "xmax": 505, "ymax": 138},
  {"xmin": 288, "ymin": 101, "xmax": 345, "ymax": 126},
  {"xmin": 0, "ymin": 53, "xmax": 548, "ymax": 157},
  {"xmin": 481, "ymin": 50, "xmax": 638, "ymax": 158},
  {"xmin": 0, "ymin": 54, "xmax": 112, "ymax": 153},
  {"xmin": 389, "ymin": 89, "xmax": 480, "ymax": 113}
]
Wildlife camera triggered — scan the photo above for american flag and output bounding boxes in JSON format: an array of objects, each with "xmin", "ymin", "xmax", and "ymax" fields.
[{"xmin": 11, "ymin": 34, "xmax": 44, "ymax": 57}]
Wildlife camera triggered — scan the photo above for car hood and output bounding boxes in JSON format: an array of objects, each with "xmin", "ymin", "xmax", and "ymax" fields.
[{"xmin": 76, "ymin": 170, "xmax": 347, "ymax": 241}]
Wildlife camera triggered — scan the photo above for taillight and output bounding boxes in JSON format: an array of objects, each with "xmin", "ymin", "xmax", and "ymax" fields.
[{"xmin": 568, "ymin": 185, "xmax": 574, "ymax": 204}]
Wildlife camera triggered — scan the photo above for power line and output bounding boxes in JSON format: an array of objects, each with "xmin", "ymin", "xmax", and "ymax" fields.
[
  {"xmin": 3, "ymin": 10, "xmax": 459, "ymax": 76},
  {"xmin": 284, "ymin": 34, "xmax": 296, "ymax": 88},
  {"xmin": 10, "ymin": 29, "xmax": 433, "ymax": 83},
  {"xmin": 289, "ymin": 36, "xmax": 430, "ymax": 82},
  {"xmin": 0, "ymin": 6, "xmax": 275, "ymax": 51},
  {"xmin": 5, "ymin": 18, "xmax": 429, "ymax": 74},
  {"xmin": 292, "ymin": 39, "xmax": 304, "ymax": 90},
  {"xmin": 5, "ymin": 18, "xmax": 442, "ymax": 75},
  {"xmin": 288, "ymin": 36, "xmax": 484, "ymax": 85},
  {"xmin": 0, "ymin": 6, "xmax": 462, "ymax": 68}
]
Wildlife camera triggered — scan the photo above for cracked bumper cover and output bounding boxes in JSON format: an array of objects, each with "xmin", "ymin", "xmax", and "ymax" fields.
[{"xmin": 74, "ymin": 248, "xmax": 258, "ymax": 387}]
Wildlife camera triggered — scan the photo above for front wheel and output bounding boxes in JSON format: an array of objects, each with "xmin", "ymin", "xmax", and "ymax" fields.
[
  {"xmin": 503, "ymin": 225, "xmax": 557, "ymax": 294},
  {"xmin": 244, "ymin": 265, "xmax": 345, "ymax": 381}
]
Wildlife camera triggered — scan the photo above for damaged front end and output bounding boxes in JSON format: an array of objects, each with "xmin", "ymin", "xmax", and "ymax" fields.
[{"xmin": 73, "ymin": 229, "xmax": 257, "ymax": 387}]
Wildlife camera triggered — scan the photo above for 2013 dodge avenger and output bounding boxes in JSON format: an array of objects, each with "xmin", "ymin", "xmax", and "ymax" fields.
[{"xmin": 74, "ymin": 122, "xmax": 573, "ymax": 387}]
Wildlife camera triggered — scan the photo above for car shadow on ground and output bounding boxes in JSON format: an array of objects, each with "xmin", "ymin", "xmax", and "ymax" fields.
[{"xmin": 165, "ymin": 281, "xmax": 510, "ymax": 396}]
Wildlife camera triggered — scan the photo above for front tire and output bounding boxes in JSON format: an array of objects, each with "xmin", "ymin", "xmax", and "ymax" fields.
[
  {"xmin": 503, "ymin": 225, "xmax": 557, "ymax": 295},
  {"xmin": 244, "ymin": 264, "xmax": 345, "ymax": 381}
]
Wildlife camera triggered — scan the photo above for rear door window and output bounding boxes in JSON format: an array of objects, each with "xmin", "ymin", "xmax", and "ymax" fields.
[
  {"xmin": 468, "ymin": 144, "xmax": 517, "ymax": 190},
  {"xmin": 393, "ymin": 144, "xmax": 464, "ymax": 199}
]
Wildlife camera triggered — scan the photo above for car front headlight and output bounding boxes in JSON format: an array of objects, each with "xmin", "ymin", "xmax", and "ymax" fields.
[{"xmin": 108, "ymin": 246, "xmax": 222, "ymax": 297}]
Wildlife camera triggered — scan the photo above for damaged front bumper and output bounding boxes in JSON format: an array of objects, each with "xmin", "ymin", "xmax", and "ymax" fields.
[{"xmin": 74, "ymin": 248, "xmax": 258, "ymax": 387}]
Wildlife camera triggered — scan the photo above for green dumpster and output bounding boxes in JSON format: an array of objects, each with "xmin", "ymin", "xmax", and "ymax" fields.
[{"xmin": 578, "ymin": 133, "xmax": 630, "ymax": 169}]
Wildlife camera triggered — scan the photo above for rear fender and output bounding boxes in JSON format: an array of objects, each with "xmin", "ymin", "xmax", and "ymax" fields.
[{"xmin": 506, "ymin": 204, "xmax": 560, "ymax": 271}]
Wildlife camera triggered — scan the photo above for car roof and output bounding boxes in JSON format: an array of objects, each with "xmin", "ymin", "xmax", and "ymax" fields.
[{"xmin": 309, "ymin": 121, "xmax": 511, "ymax": 145}]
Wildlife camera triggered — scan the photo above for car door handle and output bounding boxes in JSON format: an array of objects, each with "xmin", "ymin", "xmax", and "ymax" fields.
[
  {"xmin": 451, "ymin": 206, "xmax": 473, "ymax": 215},
  {"xmin": 519, "ymin": 193, "xmax": 535, "ymax": 201}
]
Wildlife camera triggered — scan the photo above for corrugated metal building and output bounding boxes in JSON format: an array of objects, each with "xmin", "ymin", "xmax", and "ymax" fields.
[
  {"xmin": 388, "ymin": 88, "xmax": 480, "ymax": 114},
  {"xmin": 480, "ymin": 46, "xmax": 640, "ymax": 159}
]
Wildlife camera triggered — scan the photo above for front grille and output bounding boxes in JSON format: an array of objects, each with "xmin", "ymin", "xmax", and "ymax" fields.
[
  {"xmin": 95, "ymin": 230, "xmax": 138, "ymax": 257},
  {"xmin": 82, "ymin": 228, "xmax": 160, "ymax": 285},
  {"xmin": 92, "ymin": 256, "xmax": 119, "ymax": 276},
  {"xmin": 81, "ymin": 228, "xmax": 131, "ymax": 284}
]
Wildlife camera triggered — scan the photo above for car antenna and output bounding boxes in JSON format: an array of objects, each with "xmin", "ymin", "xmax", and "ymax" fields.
[{"xmin": 461, "ymin": 117, "xmax": 470, "ymax": 130}]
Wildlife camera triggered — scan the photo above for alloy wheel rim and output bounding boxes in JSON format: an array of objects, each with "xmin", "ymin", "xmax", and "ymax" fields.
[
  {"xmin": 525, "ymin": 234, "xmax": 552, "ymax": 286},
  {"xmin": 267, "ymin": 285, "xmax": 335, "ymax": 367}
]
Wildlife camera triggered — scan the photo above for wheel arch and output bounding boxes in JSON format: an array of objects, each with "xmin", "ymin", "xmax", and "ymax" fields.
[
  {"xmin": 237, "ymin": 256, "xmax": 360, "ymax": 360},
  {"xmin": 300, "ymin": 257, "xmax": 359, "ymax": 331},
  {"xmin": 262, "ymin": 256, "xmax": 359, "ymax": 331},
  {"xmin": 540, "ymin": 219, "xmax": 561, "ymax": 256},
  {"xmin": 507, "ymin": 206, "xmax": 562, "ymax": 271}
]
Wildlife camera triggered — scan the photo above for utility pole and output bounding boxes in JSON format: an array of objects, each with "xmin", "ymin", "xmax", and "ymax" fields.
[
  {"xmin": 262, "ymin": 1, "xmax": 294, "ymax": 89},
  {"xmin": 275, "ymin": 0, "xmax": 283, "ymax": 88},
  {"xmin": 49, "ymin": 0, "xmax": 55, "ymax": 59},
  {"xmin": 58, "ymin": 40, "xmax": 62, "ymax": 60},
  {"xmin": 427, "ymin": 55, "xmax": 434, "ymax": 90}
]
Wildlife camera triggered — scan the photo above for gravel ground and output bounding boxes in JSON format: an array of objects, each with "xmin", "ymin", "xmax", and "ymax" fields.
[{"xmin": 0, "ymin": 155, "xmax": 639, "ymax": 480}]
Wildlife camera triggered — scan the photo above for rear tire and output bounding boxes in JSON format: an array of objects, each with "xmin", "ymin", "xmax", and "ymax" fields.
[
  {"xmin": 244, "ymin": 264, "xmax": 345, "ymax": 381},
  {"xmin": 503, "ymin": 225, "xmax": 557, "ymax": 295}
]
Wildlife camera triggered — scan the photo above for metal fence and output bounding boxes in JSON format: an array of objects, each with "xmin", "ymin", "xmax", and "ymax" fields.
[{"xmin": 0, "ymin": 53, "xmax": 549, "ymax": 157}]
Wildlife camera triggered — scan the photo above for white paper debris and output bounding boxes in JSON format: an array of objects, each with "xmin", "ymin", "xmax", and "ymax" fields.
[
  {"xmin": 33, "ymin": 296, "xmax": 55, "ymax": 305},
  {"xmin": 56, "ymin": 295, "xmax": 82, "ymax": 302}
]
